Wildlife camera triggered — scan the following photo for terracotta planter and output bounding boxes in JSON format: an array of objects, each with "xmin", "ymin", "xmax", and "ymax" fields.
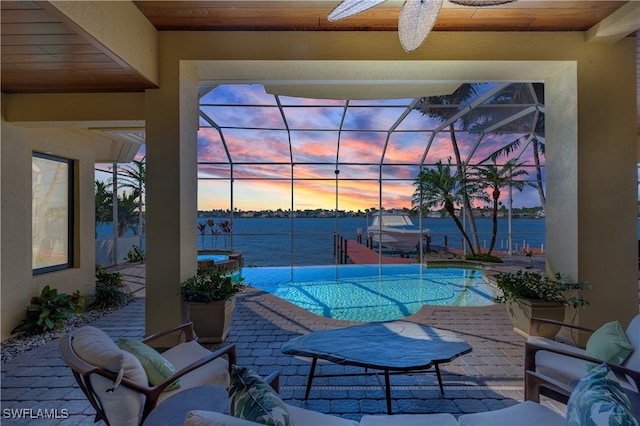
[
  {"xmin": 187, "ymin": 296, "xmax": 235, "ymax": 343},
  {"xmin": 506, "ymin": 298, "xmax": 565, "ymax": 338}
]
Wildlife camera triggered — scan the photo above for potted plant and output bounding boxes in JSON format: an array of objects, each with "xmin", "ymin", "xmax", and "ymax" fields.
[
  {"xmin": 494, "ymin": 270, "xmax": 588, "ymax": 338},
  {"xmin": 179, "ymin": 267, "xmax": 245, "ymax": 343}
]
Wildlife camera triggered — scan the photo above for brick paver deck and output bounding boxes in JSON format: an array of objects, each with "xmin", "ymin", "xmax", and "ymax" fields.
[{"xmin": 1, "ymin": 261, "xmax": 565, "ymax": 425}]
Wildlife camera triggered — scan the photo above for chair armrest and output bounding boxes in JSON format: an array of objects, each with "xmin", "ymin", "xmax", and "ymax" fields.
[
  {"xmin": 143, "ymin": 322, "xmax": 195, "ymax": 345},
  {"xmin": 263, "ymin": 371, "xmax": 280, "ymax": 394},
  {"xmin": 525, "ymin": 370, "xmax": 573, "ymax": 404},
  {"xmin": 529, "ymin": 317, "xmax": 595, "ymax": 337},
  {"xmin": 525, "ymin": 341, "xmax": 640, "ymax": 393}
]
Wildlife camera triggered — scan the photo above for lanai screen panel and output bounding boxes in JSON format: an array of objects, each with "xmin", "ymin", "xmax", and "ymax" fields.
[
  {"xmin": 197, "ymin": 83, "xmax": 546, "ymax": 213},
  {"xmin": 198, "ymin": 82, "xmax": 545, "ymax": 203},
  {"xmin": 338, "ymin": 131, "xmax": 387, "ymax": 165}
]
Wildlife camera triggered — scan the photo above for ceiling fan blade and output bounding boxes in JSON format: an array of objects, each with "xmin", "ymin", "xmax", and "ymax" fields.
[
  {"xmin": 398, "ymin": 0, "xmax": 444, "ymax": 52},
  {"xmin": 449, "ymin": 0, "xmax": 517, "ymax": 5},
  {"xmin": 328, "ymin": 0, "xmax": 389, "ymax": 21}
]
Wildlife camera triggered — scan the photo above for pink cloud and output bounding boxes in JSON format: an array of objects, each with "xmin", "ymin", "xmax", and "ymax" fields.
[{"xmin": 195, "ymin": 84, "xmax": 546, "ymax": 211}]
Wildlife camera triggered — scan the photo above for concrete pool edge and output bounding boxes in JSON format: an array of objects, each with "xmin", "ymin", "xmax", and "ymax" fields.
[
  {"xmin": 239, "ymin": 285, "xmax": 508, "ymax": 332},
  {"xmin": 241, "ymin": 262, "xmax": 499, "ymax": 322}
]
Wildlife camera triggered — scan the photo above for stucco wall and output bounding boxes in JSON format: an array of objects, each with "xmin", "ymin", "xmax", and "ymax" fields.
[
  {"xmin": 0, "ymin": 118, "xmax": 96, "ymax": 340},
  {"xmin": 0, "ymin": 26, "xmax": 636, "ymax": 340},
  {"xmin": 143, "ymin": 31, "xmax": 637, "ymax": 335}
]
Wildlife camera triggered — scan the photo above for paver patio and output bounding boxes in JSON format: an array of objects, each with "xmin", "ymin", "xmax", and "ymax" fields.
[{"xmin": 1, "ymin": 262, "xmax": 565, "ymax": 425}]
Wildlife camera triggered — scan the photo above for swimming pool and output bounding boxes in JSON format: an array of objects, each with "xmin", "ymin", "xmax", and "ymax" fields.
[{"xmin": 240, "ymin": 264, "xmax": 497, "ymax": 322}]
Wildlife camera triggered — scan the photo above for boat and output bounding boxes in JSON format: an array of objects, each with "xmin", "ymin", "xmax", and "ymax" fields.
[{"xmin": 367, "ymin": 212, "xmax": 430, "ymax": 252}]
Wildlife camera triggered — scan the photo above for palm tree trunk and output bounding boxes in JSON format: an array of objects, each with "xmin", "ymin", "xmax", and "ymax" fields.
[
  {"xmin": 488, "ymin": 190, "xmax": 499, "ymax": 254},
  {"xmin": 445, "ymin": 201, "xmax": 476, "ymax": 256},
  {"xmin": 532, "ymin": 140, "xmax": 546, "ymax": 210},
  {"xmin": 449, "ymin": 126, "xmax": 481, "ymax": 253}
]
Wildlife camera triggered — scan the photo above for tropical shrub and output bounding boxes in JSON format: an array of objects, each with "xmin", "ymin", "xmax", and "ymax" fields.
[
  {"xmin": 466, "ymin": 253, "xmax": 503, "ymax": 263},
  {"xmin": 180, "ymin": 268, "xmax": 244, "ymax": 303},
  {"xmin": 92, "ymin": 265, "xmax": 132, "ymax": 309},
  {"xmin": 12, "ymin": 285, "xmax": 84, "ymax": 336},
  {"xmin": 494, "ymin": 270, "xmax": 589, "ymax": 308},
  {"xmin": 125, "ymin": 245, "xmax": 145, "ymax": 263}
]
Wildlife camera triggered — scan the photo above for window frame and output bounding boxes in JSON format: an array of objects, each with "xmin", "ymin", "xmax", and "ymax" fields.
[{"xmin": 32, "ymin": 152, "xmax": 75, "ymax": 275}]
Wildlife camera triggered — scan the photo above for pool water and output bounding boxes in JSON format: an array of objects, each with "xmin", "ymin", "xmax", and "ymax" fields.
[
  {"xmin": 241, "ymin": 264, "xmax": 497, "ymax": 322},
  {"xmin": 197, "ymin": 254, "xmax": 230, "ymax": 262}
]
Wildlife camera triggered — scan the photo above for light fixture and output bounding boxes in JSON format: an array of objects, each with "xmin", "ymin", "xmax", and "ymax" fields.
[{"xmin": 328, "ymin": 0, "xmax": 518, "ymax": 52}]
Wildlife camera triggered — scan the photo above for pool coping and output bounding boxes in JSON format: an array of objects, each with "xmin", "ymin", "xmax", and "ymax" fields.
[{"xmin": 240, "ymin": 285, "xmax": 508, "ymax": 331}]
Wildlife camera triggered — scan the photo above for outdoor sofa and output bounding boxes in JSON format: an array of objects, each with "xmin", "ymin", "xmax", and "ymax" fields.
[
  {"xmin": 184, "ymin": 400, "xmax": 562, "ymax": 426},
  {"xmin": 184, "ymin": 363, "xmax": 638, "ymax": 426}
]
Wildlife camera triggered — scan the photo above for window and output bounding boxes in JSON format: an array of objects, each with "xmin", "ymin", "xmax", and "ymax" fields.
[{"xmin": 32, "ymin": 153, "xmax": 74, "ymax": 274}]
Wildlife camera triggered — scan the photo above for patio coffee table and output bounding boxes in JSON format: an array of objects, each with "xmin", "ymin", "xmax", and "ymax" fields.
[
  {"xmin": 141, "ymin": 385, "xmax": 227, "ymax": 426},
  {"xmin": 281, "ymin": 320, "xmax": 472, "ymax": 414}
]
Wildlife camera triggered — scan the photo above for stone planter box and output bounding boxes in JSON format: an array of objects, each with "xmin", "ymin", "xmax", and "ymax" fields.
[
  {"xmin": 506, "ymin": 298, "xmax": 565, "ymax": 338},
  {"xmin": 186, "ymin": 296, "xmax": 236, "ymax": 343}
]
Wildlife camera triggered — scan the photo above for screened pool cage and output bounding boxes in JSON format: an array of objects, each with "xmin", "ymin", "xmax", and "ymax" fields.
[{"xmin": 96, "ymin": 82, "xmax": 547, "ymax": 267}]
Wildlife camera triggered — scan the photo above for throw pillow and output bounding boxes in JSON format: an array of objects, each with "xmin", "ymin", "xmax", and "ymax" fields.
[
  {"xmin": 118, "ymin": 337, "xmax": 180, "ymax": 391},
  {"xmin": 585, "ymin": 321, "xmax": 634, "ymax": 369},
  {"xmin": 228, "ymin": 365, "xmax": 291, "ymax": 426},
  {"xmin": 566, "ymin": 362, "xmax": 637, "ymax": 426},
  {"xmin": 72, "ymin": 327, "xmax": 147, "ymax": 384}
]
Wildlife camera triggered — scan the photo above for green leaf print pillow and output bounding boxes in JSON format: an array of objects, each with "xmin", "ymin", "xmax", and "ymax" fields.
[
  {"xmin": 566, "ymin": 362, "xmax": 637, "ymax": 426},
  {"xmin": 228, "ymin": 366, "xmax": 291, "ymax": 426}
]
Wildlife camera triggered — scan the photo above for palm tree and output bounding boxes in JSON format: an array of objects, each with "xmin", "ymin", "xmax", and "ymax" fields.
[
  {"xmin": 482, "ymin": 134, "xmax": 545, "ymax": 211},
  {"xmin": 95, "ymin": 180, "xmax": 113, "ymax": 235},
  {"xmin": 472, "ymin": 159, "xmax": 529, "ymax": 255},
  {"xmin": 117, "ymin": 157, "xmax": 146, "ymax": 236},
  {"xmin": 415, "ymin": 84, "xmax": 483, "ymax": 254},
  {"xmin": 412, "ymin": 159, "xmax": 483, "ymax": 256},
  {"xmin": 477, "ymin": 83, "xmax": 546, "ymax": 210},
  {"xmin": 118, "ymin": 157, "xmax": 146, "ymax": 194},
  {"xmin": 116, "ymin": 192, "xmax": 140, "ymax": 236}
]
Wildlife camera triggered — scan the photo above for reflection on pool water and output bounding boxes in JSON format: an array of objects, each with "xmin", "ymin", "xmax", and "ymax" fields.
[{"xmin": 241, "ymin": 264, "xmax": 497, "ymax": 322}]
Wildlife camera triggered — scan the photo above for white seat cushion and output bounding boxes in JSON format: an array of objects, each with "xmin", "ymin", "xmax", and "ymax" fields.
[
  {"xmin": 185, "ymin": 410, "xmax": 260, "ymax": 425},
  {"xmin": 360, "ymin": 413, "xmax": 458, "ymax": 426},
  {"xmin": 183, "ymin": 406, "xmax": 359, "ymax": 426},
  {"xmin": 159, "ymin": 340, "xmax": 230, "ymax": 404},
  {"xmin": 458, "ymin": 401, "xmax": 565, "ymax": 426},
  {"xmin": 286, "ymin": 404, "xmax": 359, "ymax": 426},
  {"xmin": 528, "ymin": 336, "xmax": 590, "ymax": 385}
]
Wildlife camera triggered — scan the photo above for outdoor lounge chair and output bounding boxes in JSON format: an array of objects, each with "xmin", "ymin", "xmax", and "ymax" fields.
[
  {"xmin": 60, "ymin": 322, "xmax": 236, "ymax": 426},
  {"xmin": 524, "ymin": 315, "xmax": 640, "ymax": 401}
]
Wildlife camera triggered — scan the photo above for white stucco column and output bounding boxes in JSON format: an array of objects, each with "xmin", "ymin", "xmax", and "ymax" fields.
[
  {"xmin": 142, "ymin": 32, "xmax": 637, "ymax": 339},
  {"xmin": 145, "ymin": 41, "xmax": 199, "ymax": 335},
  {"xmin": 574, "ymin": 42, "xmax": 638, "ymax": 329}
]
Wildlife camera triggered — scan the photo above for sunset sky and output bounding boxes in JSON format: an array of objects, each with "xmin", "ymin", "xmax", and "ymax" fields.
[
  {"xmin": 97, "ymin": 83, "xmax": 553, "ymax": 212},
  {"xmin": 195, "ymin": 83, "xmax": 546, "ymax": 212}
]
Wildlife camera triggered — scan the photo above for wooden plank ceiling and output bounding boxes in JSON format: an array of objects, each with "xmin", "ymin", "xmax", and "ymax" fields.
[{"xmin": 0, "ymin": 0, "xmax": 631, "ymax": 94}]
